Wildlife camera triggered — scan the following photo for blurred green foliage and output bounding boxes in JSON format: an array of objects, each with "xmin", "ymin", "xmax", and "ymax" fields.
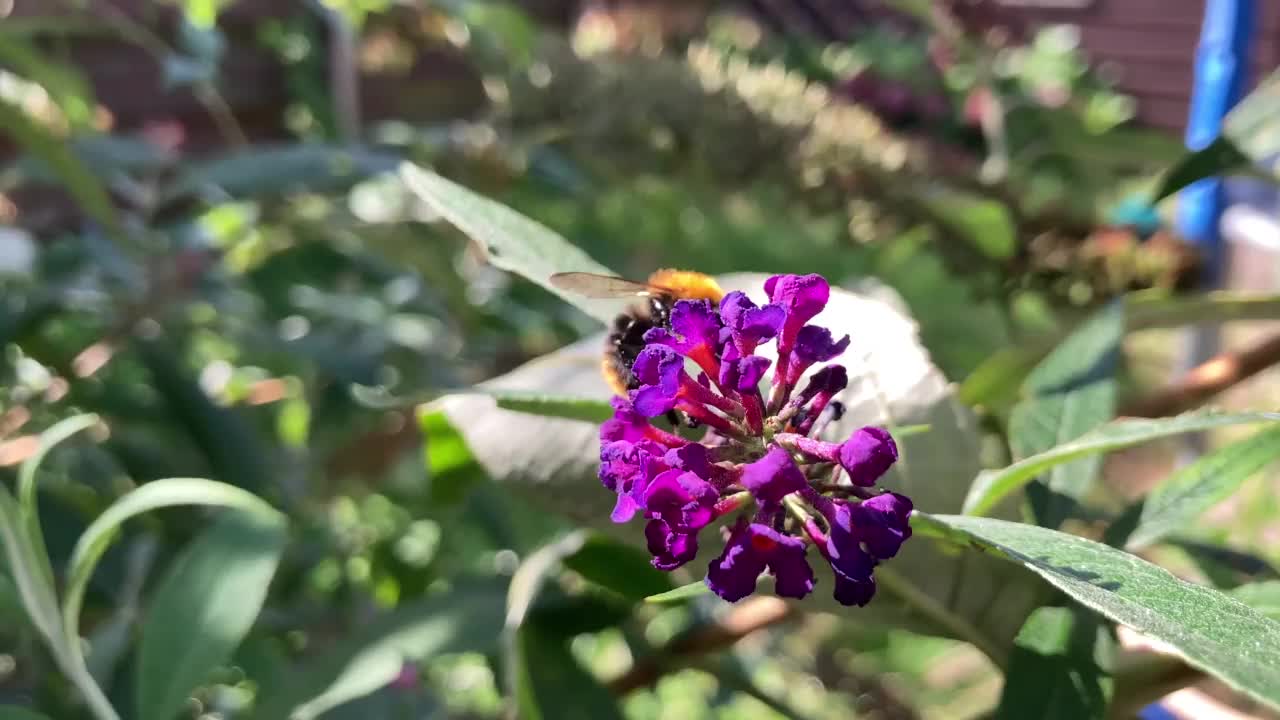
[{"xmin": 1, "ymin": 2, "xmax": 1278, "ymax": 720}]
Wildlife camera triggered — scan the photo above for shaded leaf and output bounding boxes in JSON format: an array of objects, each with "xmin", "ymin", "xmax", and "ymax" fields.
[
  {"xmin": 251, "ymin": 581, "xmax": 506, "ymax": 720},
  {"xmin": 0, "ymin": 707, "xmax": 54, "ymax": 720},
  {"xmin": 562, "ymin": 534, "xmax": 673, "ymax": 601},
  {"xmin": 1229, "ymin": 582, "xmax": 1280, "ymax": 622},
  {"xmin": 1152, "ymin": 136, "xmax": 1252, "ymax": 202},
  {"xmin": 0, "ymin": 96, "xmax": 121, "ymax": 240},
  {"xmin": 170, "ymin": 144, "xmax": 400, "ymax": 200},
  {"xmin": 512, "ymin": 623, "xmax": 624, "ymax": 720},
  {"xmin": 961, "ymin": 291, "xmax": 1280, "ymax": 408},
  {"xmin": 963, "ymin": 412, "xmax": 1280, "ymax": 517},
  {"xmin": 995, "ymin": 606, "xmax": 1114, "ymax": 720},
  {"xmin": 135, "ymin": 340, "xmax": 273, "ymax": 493},
  {"xmin": 919, "ymin": 191, "xmax": 1017, "ymax": 260},
  {"xmin": 62, "ymin": 478, "xmax": 282, "ymax": 655},
  {"xmin": 400, "ymin": 163, "xmax": 619, "ymax": 324},
  {"xmin": 645, "ymin": 581, "xmax": 711, "ymax": 605},
  {"xmin": 1126, "ymin": 424, "xmax": 1280, "ymax": 550},
  {"xmin": 136, "ymin": 514, "xmax": 286, "ymax": 720},
  {"xmin": 1012, "ymin": 302, "xmax": 1123, "ymax": 528},
  {"xmin": 915, "ymin": 513, "xmax": 1280, "ymax": 711},
  {"xmin": 1167, "ymin": 538, "xmax": 1280, "ymax": 590}
]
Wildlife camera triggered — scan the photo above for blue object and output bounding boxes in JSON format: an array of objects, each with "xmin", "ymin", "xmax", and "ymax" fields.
[
  {"xmin": 1175, "ymin": 0, "xmax": 1257, "ymax": 283},
  {"xmin": 1108, "ymin": 195, "xmax": 1162, "ymax": 239},
  {"xmin": 1137, "ymin": 703, "xmax": 1179, "ymax": 720}
]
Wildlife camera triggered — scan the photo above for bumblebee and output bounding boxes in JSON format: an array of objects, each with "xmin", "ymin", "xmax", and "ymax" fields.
[{"xmin": 549, "ymin": 269, "xmax": 724, "ymax": 396}]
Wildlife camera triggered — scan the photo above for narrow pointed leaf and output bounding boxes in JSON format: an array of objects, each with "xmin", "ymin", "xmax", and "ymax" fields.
[
  {"xmin": 1012, "ymin": 302, "xmax": 1123, "ymax": 528},
  {"xmin": 513, "ymin": 623, "xmax": 624, "ymax": 720},
  {"xmin": 1229, "ymin": 582, "xmax": 1280, "ymax": 622},
  {"xmin": 963, "ymin": 412, "xmax": 1280, "ymax": 516},
  {"xmin": 62, "ymin": 478, "xmax": 282, "ymax": 655},
  {"xmin": 1126, "ymin": 424, "xmax": 1280, "ymax": 550},
  {"xmin": 136, "ymin": 514, "xmax": 286, "ymax": 720},
  {"xmin": 915, "ymin": 513, "xmax": 1280, "ymax": 711},
  {"xmin": 399, "ymin": 163, "xmax": 619, "ymax": 324},
  {"xmin": 250, "ymin": 581, "xmax": 506, "ymax": 720},
  {"xmin": 645, "ymin": 581, "xmax": 711, "ymax": 605},
  {"xmin": 488, "ymin": 391, "xmax": 613, "ymax": 423},
  {"xmin": 995, "ymin": 606, "xmax": 1114, "ymax": 720}
]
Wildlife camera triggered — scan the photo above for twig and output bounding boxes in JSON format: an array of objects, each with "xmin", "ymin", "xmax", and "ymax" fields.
[
  {"xmin": 1121, "ymin": 331, "xmax": 1280, "ymax": 418},
  {"xmin": 607, "ymin": 597, "xmax": 795, "ymax": 695}
]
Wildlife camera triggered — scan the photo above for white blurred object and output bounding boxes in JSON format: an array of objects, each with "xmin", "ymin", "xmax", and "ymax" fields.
[{"xmin": 0, "ymin": 226, "xmax": 36, "ymax": 277}]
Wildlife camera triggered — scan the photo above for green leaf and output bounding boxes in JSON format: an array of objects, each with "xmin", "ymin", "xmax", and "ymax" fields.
[
  {"xmin": 0, "ymin": 707, "xmax": 55, "ymax": 720},
  {"xmin": 1012, "ymin": 302, "xmax": 1123, "ymax": 528},
  {"xmin": 250, "ymin": 581, "xmax": 506, "ymax": 720},
  {"xmin": 169, "ymin": 144, "xmax": 400, "ymax": 200},
  {"xmin": 488, "ymin": 391, "xmax": 614, "ymax": 423},
  {"xmin": 919, "ymin": 191, "xmax": 1017, "ymax": 260},
  {"xmin": 562, "ymin": 534, "xmax": 673, "ymax": 601},
  {"xmin": 1126, "ymin": 424, "xmax": 1280, "ymax": 550},
  {"xmin": 1223, "ymin": 68, "xmax": 1280, "ymax": 164},
  {"xmin": 1228, "ymin": 582, "xmax": 1280, "ymax": 622},
  {"xmin": 963, "ymin": 412, "xmax": 1280, "ymax": 517},
  {"xmin": 419, "ymin": 407, "xmax": 486, "ymax": 505},
  {"xmin": 645, "ymin": 581, "xmax": 711, "ymax": 605},
  {"xmin": 0, "ymin": 486, "xmax": 120, "ymax": 720},
  {"xmin": 915, "ymin": 513, "xmax": 1280, "ymax": 711},
  {"xmin": 961, "ymin": 292, "xmax": 1280, "ymax": 408},
  {"xmin": 1152, "ymin": 136, "xmax": 1252, "ymax": 202},
  {"xmin": 1167, "ymin": 538, "xmax": 1279, "ymax": 590},
  {"xmin": 399, "ymin": 163, "xmax": 619, "ymax": 325},
  {"xmin": 136, "ymin": 513, "xmax": 287, "ymax": 720},
  {"xmin": 136, "ymin": 341, "xmax": 276, "ymax": 493},
  {"xmin": 995, "ymin": 606, "xmax": 1115, "ymax": 720},
  {"xmin": 16, "ymin": 414, "xmax": 101, "ymax": 591},
  {"xmin": 62, "ymin": 478, "xmax": 281, "ymax": 660},
  {"xmin": 512, "ymin": 623, "xmax": 624, "ymax": 720}
]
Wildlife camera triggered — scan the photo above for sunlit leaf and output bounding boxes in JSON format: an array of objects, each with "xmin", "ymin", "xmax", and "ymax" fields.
[
  {"xmin": 400, "ymin": 163, "xmax": 620, "ymax": 325},
  {"xmin": 1012, "ymin": 302, "xmax": 1123, "ymax": 528},
  {"xmin": 1125, "ymin": 424, "xmax": 1280, "ymax": 550},
  {"xmin": 963, "ymin": 412, "xmax": 1280, "ymax": 517},
  {"xmin": 645, "ymin": 581, "xmax": 711, "ymax": 605},
  {"xmin": 915, "ymin": 513, "xmax": 1280, "ymax": 711}
]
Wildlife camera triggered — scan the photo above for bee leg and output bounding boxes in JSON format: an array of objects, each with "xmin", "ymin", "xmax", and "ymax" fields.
[
  {"xmin": 684, "ymin": 415, "xmax": 701, "ymax": 430},
  {"xmin": 664, "ymin": 410, "xmax": 681, "ymax": 428}
]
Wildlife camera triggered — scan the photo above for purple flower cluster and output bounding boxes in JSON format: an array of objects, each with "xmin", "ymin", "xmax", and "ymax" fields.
[{"xmin": 598, "ymin": 274, "xmax": 913, "ymax": 606}]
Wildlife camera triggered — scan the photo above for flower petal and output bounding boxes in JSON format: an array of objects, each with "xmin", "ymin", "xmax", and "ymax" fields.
[
  {"xmin": 740, "ymin": 446, "xmax": 807, "ymax": 506},
  {"xmin": 838, "ymin": 427, "xmax": 899, "ymax": 486}
]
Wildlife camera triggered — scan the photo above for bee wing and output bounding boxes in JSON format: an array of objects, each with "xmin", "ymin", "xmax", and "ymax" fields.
[{"xmin": 548, "ymin": 272, "xmax": 662, "ymax": 298}]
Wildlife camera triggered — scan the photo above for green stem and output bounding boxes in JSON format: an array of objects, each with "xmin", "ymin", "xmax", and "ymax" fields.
[{"xmin": 875, "ymin": 564, "xmax": 1009, "ymax": 670}]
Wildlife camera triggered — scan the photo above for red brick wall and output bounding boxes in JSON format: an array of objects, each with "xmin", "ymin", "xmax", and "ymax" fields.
[{"xmin": 1016, "ymin": 0, "xmax": 1280, "ymax": 131}]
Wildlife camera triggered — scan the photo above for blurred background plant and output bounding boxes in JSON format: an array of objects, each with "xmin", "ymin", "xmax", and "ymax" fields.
[{"xmin": 3, "ymin": 1, "xmax": 1280, "ymax": 719}]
